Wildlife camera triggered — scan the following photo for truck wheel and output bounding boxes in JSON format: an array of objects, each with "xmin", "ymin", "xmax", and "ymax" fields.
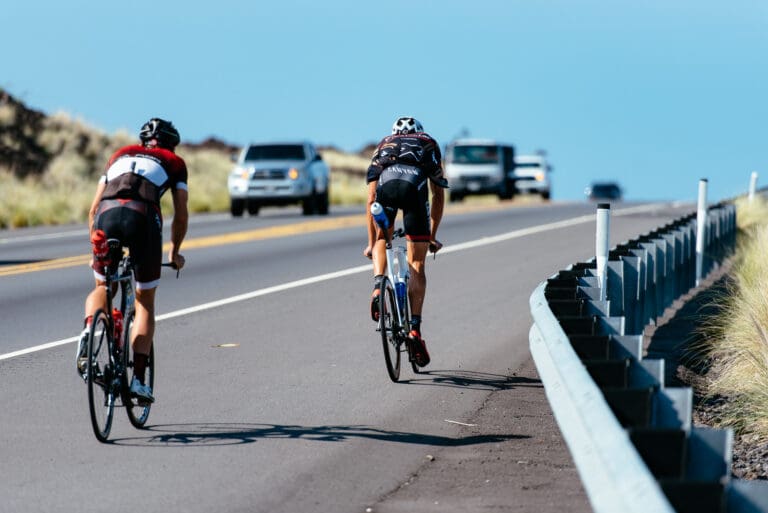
[
  {"xmin": 498, "ymin": 180, "xmax": 514, "ymax": 200},
  {"xmin": 302, "ymin": 191, "xmax": 317, "ymax": 216},
  {"xmin": 449, "ymin": 193, "xmax": 463, "ymax": 203},
  {"xmin": 317, "ymin": 189, "xmax": 330, "ymax": 215},
  {"xmin": 230, "ymin": 199, "xmax": 245, "ymax": 217},
  {"xmin": 247, "ymin": 201, "xmax": 260, "ymax": 216},
  {"xmin": 541, "ymin": 191, "xmax": 551, "ymax": 201}
]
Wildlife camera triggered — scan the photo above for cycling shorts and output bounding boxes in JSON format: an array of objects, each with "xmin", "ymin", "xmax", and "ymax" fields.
[
  {"xmin": 91, "ymin": 199, "xmax": 163, "ymax": 289},
  {"xmin": 375, "ymin": 179, "xmax": 430, "ymax": 242}
]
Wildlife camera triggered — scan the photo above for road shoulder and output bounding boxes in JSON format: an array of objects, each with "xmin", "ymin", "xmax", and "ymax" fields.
[{"xmin": 374, "ymin": 358, "xmax": 591, "ymax": 513}]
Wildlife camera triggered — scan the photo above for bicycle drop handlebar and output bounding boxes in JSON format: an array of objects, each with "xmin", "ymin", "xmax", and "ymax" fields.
[{"xmin": 161, "ymin": 262, "xmax": 181, "ymax": 278}]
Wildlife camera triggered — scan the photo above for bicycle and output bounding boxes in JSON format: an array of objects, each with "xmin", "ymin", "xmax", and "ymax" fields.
[
  {"xmin": 85, "ymin": 238, "xmax": 177, "ymax": 442},
  {"xmin": 371, "ymin": 202, "xmax": 422, "ymax": 382}
]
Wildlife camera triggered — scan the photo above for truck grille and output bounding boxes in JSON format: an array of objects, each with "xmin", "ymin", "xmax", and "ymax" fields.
[{"xmin": 251, "ymin": 169, "xmax": 287, "ymax": 180}]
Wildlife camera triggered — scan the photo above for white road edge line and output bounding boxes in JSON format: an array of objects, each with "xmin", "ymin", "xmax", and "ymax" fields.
[{"xmin": 0, "ymin": 202, "xmax": 670, "ymax": 361}]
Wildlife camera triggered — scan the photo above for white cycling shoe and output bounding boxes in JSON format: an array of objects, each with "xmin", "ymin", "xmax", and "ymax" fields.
[
  {"xmin": 129, "ymin": 377, "xmax": 155, "ymax": 403},
  {"xmin": 75, "ymin": 328, "xmax": 89, "ymax": 379}
]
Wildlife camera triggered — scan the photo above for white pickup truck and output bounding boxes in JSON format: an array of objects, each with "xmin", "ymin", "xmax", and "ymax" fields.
[
  {"xmin": 513, "ymin": 154, "xmax": 552, "ymax": 200},
  {"xmin": 227, "ymin": 141, "xmax": 330, "ymax": 216}
]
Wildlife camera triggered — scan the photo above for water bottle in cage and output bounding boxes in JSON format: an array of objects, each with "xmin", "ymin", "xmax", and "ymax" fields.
[
  {"xmin": 395, "ymin": 281, "xmax": 407, "ymax": 315},
  {"xmin": 393, "ymin": 246, "xmax": 408, "ymax": 314},
  {"xmin": 393, "ymin": 247, "xmax": 408, "ymax": 280},
  {"xmin": 91, "ymin": 229, "xmax": 110, "ymax": 263},
  {"xmin": 371, "ymin": 202, "xmax": 389, "ymax": 230},
  {"xmin": 112, "ymin": 308, "xmax": 123, "ymax": 350}
]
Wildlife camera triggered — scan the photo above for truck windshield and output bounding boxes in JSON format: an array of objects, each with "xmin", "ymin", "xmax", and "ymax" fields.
[
  {"xmin": 244, "ymin": 145, "xmax": 306, "ymax": 161},
  {"xmin": 450, "ymin": 145, "xmax": 499, "ymax": 164}
]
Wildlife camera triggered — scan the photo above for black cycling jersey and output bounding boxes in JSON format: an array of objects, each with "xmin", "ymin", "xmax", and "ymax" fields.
[{"xmin": 366, "ymin": 133, "xmax": 448, "ymax": 189}]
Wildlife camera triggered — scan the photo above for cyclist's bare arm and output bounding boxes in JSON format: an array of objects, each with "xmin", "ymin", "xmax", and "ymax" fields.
[
  {"xmin": 429, "ymin": 180, "xmax": 445, "ymax": 253},
  {"xmin": 364, "ymin": 181, "xmax": 378, "ymax": 259},
  {"xmin": 87, "ymin": 181, "xmax": 107, "ymax": 235},
  {"xmin": 169, "ymin": 188, "xmax": 188, "ymax": 270}
]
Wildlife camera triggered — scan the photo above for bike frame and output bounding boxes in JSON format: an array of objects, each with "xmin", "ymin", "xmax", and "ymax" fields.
[
  {"xmin": 381, "ymin": 229, "xmax": 409, "ymax": 331},
  {"xmin": 100, "ymin": 241, "xmax": 136, "ymax": 342}
]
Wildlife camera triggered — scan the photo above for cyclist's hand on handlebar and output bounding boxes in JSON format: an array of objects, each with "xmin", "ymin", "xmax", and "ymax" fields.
[
  {"xmin": 363, "ymin": 245, "xmax": 373, "ymax": 260},
  {"xmin": 169, "ymin": 252, "xmax": 186, "ymax": 270},
  {"xmin": 429, "ymin": 239, "xmax": 443, "ymax": 255}
]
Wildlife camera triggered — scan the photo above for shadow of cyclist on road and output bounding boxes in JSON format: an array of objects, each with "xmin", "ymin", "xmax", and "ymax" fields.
[{"xmin": 110, "ymin": 422, "xmax": 530, "ymax": 448}]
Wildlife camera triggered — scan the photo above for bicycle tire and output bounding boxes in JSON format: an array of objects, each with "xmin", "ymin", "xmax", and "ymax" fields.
[
  {"xmin": 380, "ymin": 278, "xmax": 401, "ymax": 382},
  {"xmin": 123, "ymin": 311, "xmax": 154, "ymax": 428},
  {"xmin": 87, "ymin": 309, "xmax": 115, "ymax": 442}
]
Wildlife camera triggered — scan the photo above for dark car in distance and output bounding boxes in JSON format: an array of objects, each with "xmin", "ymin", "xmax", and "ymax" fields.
[{"xmin": 586, "ymin": 182, "xmax": 622, "ymax": 201}]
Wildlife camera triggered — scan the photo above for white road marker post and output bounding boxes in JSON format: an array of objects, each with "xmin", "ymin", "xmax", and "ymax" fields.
[
  {"xmin": 695, "ymin": 179, "xmax": 708, "ymax": 287},
  {"xmin": 596, "ymin": 203, "xmax": 610, "ymax": 302},
  {"xmin": 749, "ymin": 171, "xmax": 758, "ymax": 203}
]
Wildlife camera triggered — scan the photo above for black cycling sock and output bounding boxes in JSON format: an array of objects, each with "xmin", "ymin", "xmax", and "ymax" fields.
[
  {"xmin": 410, "ymin": 315, "xmax": 421, "ymax": 333},
  {"xmin": 133, "ymin": 353, "xmax": 149, "ymax": 384},
  {"xmin": 373, "ymin": 274, "xmax": 384, "ymax": 289}
]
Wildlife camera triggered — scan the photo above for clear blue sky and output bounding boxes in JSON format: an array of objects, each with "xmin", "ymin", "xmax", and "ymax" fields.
[{"xmin": 3, "ymin": 0, "xmax": 766, "ymax": 202}]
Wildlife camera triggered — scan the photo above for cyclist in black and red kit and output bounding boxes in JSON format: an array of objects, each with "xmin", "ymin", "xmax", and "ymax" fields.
[
  {"xmin": 76, "ymin": 118, "xmax": 188, "ymax": 402},
  {"xmin": 364, "ymin": 116, "xmax": 448, "ymax": 367}
]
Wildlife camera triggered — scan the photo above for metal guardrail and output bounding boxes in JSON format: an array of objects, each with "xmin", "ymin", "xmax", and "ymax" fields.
[{"xmin": 529, "ymin": 202, "xmax": 768, "ymax": 513}]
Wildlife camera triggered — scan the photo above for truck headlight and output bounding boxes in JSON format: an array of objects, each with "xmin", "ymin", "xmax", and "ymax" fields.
[
  {"xmin": 232, "ymin": 167, "xmax": 249, "ymax": 180},
  {"xmin": 288, "ymin": 168, "xmax": 300, "ymax": 180}
]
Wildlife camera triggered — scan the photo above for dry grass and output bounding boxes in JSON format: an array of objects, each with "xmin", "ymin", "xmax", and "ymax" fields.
[{"xmin": 697, "ymin": 196, "xmax": 768, "ymax": 439}]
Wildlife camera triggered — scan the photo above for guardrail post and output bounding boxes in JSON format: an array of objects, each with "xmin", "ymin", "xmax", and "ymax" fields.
[
  {"xmin": 749, "ymin": 171, "xmax": 758, "ymax": 203},
  {"xmin": 596, "ymin": 203, "xmax": 610, "ymax": 301},
  {"xmin": 695, "ymin": 179, "xmax": 708, "ymax": 287}
]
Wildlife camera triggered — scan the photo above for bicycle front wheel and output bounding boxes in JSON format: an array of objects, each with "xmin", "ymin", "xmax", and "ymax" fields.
[
  {"xmin": 379, "ymin": 279, "xmax": 401, "ymax": 382},
  {"xmin": 87, "ymin": 309, "xmax": 115, "ymax": 442},
  {"xmin": 123, "ymin": 311, "xmax": 154, "ymax": 428}
]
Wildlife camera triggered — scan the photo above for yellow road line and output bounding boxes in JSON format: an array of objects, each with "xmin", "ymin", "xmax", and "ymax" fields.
[
  {"xmin": 0, "ymin": 200, "xmax": 537, "ymax": 277},
  {"xmin": 180, "ymin": 214, "xmax": 364, "ymax": 249},
  {"xmin": 0, "ymin": 214, "xmax": 367, "ymax": 277}
]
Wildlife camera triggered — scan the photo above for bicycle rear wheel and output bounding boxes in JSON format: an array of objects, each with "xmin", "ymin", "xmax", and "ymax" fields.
[
  {"xmin": 123, "ymin": 311, "xmax": 154, "ymax": 428},
  {"xmin": 379, "ymin": 279, "xmax": 401, "ymax": 382},
  {"xmin": 87, "ymin": 309, "xmax": 115, "ymax": 442}
]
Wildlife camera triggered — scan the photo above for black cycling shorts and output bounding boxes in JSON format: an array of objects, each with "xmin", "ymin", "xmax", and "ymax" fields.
[
  {"xmin": 375, "ymin": 179, "xmax": 430, "ymax": 242},
  {"xmin": 91, "ymin": 200, "xmax": 163, "ymax": 289}
]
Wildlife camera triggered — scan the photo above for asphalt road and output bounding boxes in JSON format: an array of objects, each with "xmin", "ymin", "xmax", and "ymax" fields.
[{"xmin": 0, "ymin": 199, "xmax": 694, "ymax": 513}]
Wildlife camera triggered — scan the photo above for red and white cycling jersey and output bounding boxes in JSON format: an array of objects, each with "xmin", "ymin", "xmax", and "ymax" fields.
[{"xmin": 100, "ymin": 145, "xmax": 188, "ymax": 207}]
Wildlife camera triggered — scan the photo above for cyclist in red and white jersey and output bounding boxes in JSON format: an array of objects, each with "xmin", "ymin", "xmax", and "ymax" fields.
[{"xmin": 76, "ymin": 118, "xmax": 188, "ymax": 402}]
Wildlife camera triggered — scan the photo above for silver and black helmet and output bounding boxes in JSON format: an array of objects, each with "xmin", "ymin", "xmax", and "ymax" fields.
[{"xmin": 391, "ymin": 116, "xmax": 423, "ymax": 135}]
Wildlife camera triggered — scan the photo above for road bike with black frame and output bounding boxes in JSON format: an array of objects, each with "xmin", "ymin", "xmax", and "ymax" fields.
[
  {"xmin": 371, "ymin": 203, "xmax": 424, "ymax": 382},
  {"xmin": 85, "ymin": 238, "xmax": 177, "ymax": 442}
]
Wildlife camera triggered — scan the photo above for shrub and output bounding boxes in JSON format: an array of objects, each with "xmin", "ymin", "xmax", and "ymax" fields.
[{"xmin": 698, "ymin": 196, "xmax": 768, "ymax": 440}]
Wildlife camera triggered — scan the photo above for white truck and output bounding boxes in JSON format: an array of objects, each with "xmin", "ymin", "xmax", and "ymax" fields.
[
  {"xmin": 227, "ymin": 141, "xmax": 330, "ymax": 216},
  {"xmin": 443, "ymin": 139, "xmax": 516, "ymax": 202},
  {"xmin": 513, "ymin": 153, "xmax": 552, "ymax": 200}
]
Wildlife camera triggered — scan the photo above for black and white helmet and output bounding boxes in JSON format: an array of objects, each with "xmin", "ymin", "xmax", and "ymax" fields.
[
  {"xmin": 139, "ymin": 118, "xmax": 181, "ymax": 149},
  {"xmin": 391, "ymin": 116, "xmax": 424, "ymax": 135}
]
